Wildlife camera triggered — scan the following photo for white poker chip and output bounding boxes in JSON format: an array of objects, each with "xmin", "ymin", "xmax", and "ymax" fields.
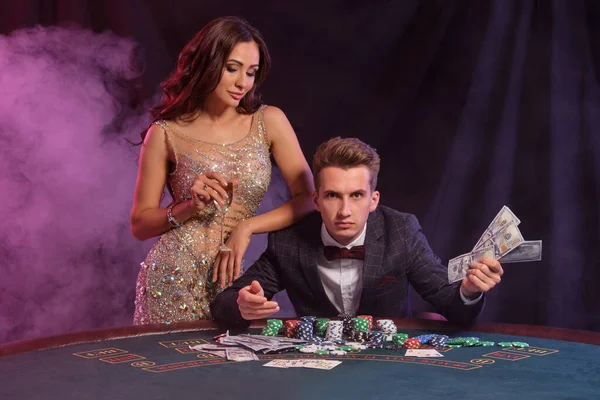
[
  {"xmin": 299, "ymin": 347, "xmax": 317, "ymax": 353},
  {"xmin": 330, "ymin": 350, "xmax": 347, "ymax": 356},
  {"xmin": 346, "ymin": 342, "xmax": 367, "ymax": 350}
]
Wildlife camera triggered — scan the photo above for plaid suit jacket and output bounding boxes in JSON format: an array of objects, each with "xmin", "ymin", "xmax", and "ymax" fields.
[{"xmin": 211, "ymin": 205, "xmax": 484, "ymax": 328}]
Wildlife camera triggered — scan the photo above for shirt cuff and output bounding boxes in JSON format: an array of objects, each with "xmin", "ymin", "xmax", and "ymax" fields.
[{"xmin": 460, "ymin": 289, "xmax": 483, "ymax": 305}]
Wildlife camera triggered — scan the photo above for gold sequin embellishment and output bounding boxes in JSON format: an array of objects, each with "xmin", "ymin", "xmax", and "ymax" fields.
[{"xmin": 134, "ymin": 106, "xmax": 271, "ymax": 324}]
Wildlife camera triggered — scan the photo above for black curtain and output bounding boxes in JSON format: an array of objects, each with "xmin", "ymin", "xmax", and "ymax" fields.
[{"xmin": 1, "ymin": 0, "xmax": 599, "ymax": 342}]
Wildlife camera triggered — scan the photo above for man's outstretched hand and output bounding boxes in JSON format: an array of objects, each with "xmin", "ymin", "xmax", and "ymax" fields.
[{"xmin": 237, "ymin": 280, "xmax": 280, "ymax": 320}]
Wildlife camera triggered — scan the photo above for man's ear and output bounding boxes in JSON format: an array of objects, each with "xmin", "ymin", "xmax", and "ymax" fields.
[
  {"xmin": 312, "ymin": 190, "xmax": 320, "ymax": 211},
  {"xmin": 369, "ymin": 190, "xmax": 380, "ymax": 212}
]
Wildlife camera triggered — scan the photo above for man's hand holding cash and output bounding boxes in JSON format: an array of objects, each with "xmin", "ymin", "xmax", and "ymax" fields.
[
  {"xmin": 449, "ymin": 206, "xmax": 543, "ymax": 297},
  {"xmin": 459, "ymin": 256, "xmax": 503, "ymax": 299}
]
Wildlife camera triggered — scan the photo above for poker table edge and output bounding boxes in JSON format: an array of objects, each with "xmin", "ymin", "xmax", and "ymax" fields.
[{"xmin": 1, "ymin": 318, "xmax": 599, "ymax": 358}]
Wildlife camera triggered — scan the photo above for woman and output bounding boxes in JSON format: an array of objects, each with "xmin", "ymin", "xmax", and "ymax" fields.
[{"xmin": 130, "ymin": 16, "xmax": 314, "ymax": 324}]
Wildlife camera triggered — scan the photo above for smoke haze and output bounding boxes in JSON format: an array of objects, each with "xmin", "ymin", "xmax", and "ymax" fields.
[{"xmin": 0, "ymin": 26, "xmax": 291, "ymax": 342}]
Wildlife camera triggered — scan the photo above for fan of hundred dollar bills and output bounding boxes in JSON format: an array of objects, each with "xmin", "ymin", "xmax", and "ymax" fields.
[{"xmin": 448, "ymin": 206, "xmax": 542, "ymax": 284}]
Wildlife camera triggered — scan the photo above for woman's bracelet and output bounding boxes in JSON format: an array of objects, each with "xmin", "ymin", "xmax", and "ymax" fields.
[{"xmin": 166, "ymin": 204, "xmax": 182, "ymax": 228}]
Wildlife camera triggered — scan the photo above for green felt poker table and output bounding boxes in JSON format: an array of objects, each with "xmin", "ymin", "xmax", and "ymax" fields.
[{"xmin": 1, "ymin": 318, "xmax": 599, "ymax": 400}]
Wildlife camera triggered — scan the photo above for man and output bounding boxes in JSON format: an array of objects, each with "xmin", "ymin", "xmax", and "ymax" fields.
[{"xmin": 211, "ymin": 137, "xmax": 503, "ymax": 327}]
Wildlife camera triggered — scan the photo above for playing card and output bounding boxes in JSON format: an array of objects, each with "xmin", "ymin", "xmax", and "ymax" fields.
[
  {"xmin": 405, "ymin": 349, "xmax": 444, "ymax": 357},
  {"xmin": 263, "ymin": 360, "xmax": 290, "ymax": 368},
  {"xmin": 301, "ymin": 360, "xmax": 342, "ymax": 370},
  {"xmin": 195, "ymin": 349, "xmax": 227, "ymax": 358}
]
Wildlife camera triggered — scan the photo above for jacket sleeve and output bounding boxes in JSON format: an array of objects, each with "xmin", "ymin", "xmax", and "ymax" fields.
[
  {"xmin": 403, "ymin": 214, "xmax": 484, "ymax": 325},
  {"xmin": 210, "ymin": 232, "xmax": 284, "ymax": 328}
]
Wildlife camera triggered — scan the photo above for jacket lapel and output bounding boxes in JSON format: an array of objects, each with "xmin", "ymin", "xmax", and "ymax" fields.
[{"xmin": 358, "ymin": 209, "xmax": 385, "ymax": 314}]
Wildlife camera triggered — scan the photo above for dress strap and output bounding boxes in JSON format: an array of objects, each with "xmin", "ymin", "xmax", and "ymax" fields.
[
  {"xmin": 255, "ymin": 104, "xmax": 270, "ymax": 151},
  {"xmin": 153, "ymin": 120, "xmax": 179, "ymax": 174}
]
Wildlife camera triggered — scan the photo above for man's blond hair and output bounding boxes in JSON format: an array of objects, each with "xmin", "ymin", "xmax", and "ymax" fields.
[{"xmin": 312, "ymin": 137, "xmax": 380, "ymax": 191}]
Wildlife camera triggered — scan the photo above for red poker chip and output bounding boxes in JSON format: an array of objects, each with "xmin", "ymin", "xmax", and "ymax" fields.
[{"xmin": 403, "ymin": 338, "xmax": 422, "ymax": 349}]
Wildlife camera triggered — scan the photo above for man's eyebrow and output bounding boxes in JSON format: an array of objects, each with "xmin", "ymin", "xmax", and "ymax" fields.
[{"xmin": 227, "ymin": 59, "xmax": 259, "ymax": 68}]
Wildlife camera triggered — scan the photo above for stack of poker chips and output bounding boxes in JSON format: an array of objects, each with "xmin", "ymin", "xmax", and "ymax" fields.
[
  {"xmin": 392, "ymin": 333, "xmax": 409, "ymax": 346},
  {"xmin": 254, "ymin": 316, "xmax": 520, "ymax": 357},
  {"xmin": 444, "ymin": 337, "xmax": 496, "ymax": 347},
  {"xmin": 403, "ymin": 338, "xmax": 421, "ymax": 349},
  {"xmin": 413, "ymin": 334, "xmax": 436, "ymax": 344},
  {"xmin": 295, "ymin": 320, "xmax": 315, "ymax": 340},
  {"xmin": 376, "ymin": 319, "xmax": 398, "ymax": 337},
  {"xmin": 352, "ymin": 317, "xmax": 370, "ymax": 333},
  {"xmin": 301, "ymin": 315, "xmax": 317, "ymax": 330},
  {"xmin": 256, "ymin": 315, "xmax": 520, "ymax": 356},
  {"xmin": 367, "ymin": 330, "xmax": 385, "ymax": 348},
  {"xmin": 284, "ymin": 319, "xmax": 300, "ymax": 338},
  {"xmin": 340, "ymin": 314, "xmax": 354, "ymax": 336},
  {"xmin": 428, "ymin": 334, "xmax": 450, "ymax": 348},
  {"xmin": 325, "ymin": 320, "xmax": 344, "ymax": 341},
  {"xmin": 357, "ymin": 315, "xmax": 374, "ymax": 330},
  {"xmin": 348, "ymin": 317, "xmax": 370, "ymax": 342},
  {"xmin": 316, "ymin": 318, "xmax": 330, "ymax": 336},
  {"xmin": 261, "ymin": 319, "xmax": 283, "ymax": 336},
  {"xmin": 447, "ymin": 337, "xmax": 480, "ymax": 348},
  {"xmin": 349, "ymin": 331, "xmax": 368, "ymax": 343}
]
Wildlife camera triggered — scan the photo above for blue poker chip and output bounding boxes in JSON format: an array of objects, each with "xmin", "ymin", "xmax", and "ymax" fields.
[{"xmin": 413, "ymin": 334, "xmax": 436, "ymax": 343}]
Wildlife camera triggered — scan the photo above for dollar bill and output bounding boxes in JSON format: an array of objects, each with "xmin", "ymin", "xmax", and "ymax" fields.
[
  {"xmin": 471, "ymin": 245, "xmax": 496, "ymax": 263},
  {"xmin": 499, "ymin": 240, "xmax": 542, "ymax": 263},
  {"xmin": 473, "ymin": 206, "xmax": 521, "ymax": 251},
  {"xmin": 447, "ymin": 246, "xmax": 495, "ymax": 284},
  {"xmin": 448, "ymin": 253, "xmax": 472, "ymax": 284},
  {"xmin": 448, "ymin": 206, "xmax": 539, "ymax": 283},
  {"xmin": 225, "ymin": 347, "xmax": 259, "ymax": 362},
  {"xmin": 477, "ymin": 221, "xmax": 524, "ymax": 259}
]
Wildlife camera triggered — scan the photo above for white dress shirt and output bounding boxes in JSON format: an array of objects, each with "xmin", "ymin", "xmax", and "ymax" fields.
[
  {"xmin": 316, "ymin": 223, "xmax": 482, "ymax": 316},
  {"xmin": 317, "ymin": 223, "xmax": 366, "ymax": 316}
]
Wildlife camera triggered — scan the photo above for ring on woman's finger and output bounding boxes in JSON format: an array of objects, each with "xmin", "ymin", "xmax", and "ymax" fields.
[{"xmin": 203, "ymin": 183, "xmax": 208, "ymax": 190}]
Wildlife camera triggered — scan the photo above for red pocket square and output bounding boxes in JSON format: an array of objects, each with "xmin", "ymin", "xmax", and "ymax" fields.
[{"xmin": 378, "ymin": 275, "xmax": 395, "ymax": 288}]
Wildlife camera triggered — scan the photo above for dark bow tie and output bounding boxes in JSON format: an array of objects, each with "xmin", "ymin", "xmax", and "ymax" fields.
[{"xmin": 323, "ymin": 245, "xmax": 365, "ymax": 261}]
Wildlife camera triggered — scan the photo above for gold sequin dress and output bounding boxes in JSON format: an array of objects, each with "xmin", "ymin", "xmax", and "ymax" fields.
[{"xmin": 134, "ymin": 106, "xmax": 271, "ymax": 324}]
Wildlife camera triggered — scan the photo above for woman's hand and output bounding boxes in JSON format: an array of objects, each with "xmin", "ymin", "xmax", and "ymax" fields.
[
  {"xmin": 190, "ymin": 172, "xmax": 229, "ymax": 211},
  {"xmin": 212, "ymin": 220, "xmax": 253, "ymax": 288}
]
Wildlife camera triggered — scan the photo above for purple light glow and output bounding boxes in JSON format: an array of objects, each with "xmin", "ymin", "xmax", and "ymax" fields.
[{"xmin": 0, "ymin": 26, "xmax": 292, "ymax": 343}]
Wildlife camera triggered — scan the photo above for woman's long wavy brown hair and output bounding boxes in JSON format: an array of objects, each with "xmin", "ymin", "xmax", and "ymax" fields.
[{"xmin": 138, "ymin": 16, "xmax": 271, "ymax": 142}]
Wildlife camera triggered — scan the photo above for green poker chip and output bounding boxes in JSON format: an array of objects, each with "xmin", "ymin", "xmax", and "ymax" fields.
[
  {"xmin": 463, "ymin": 339, "xmax": 479, "ymax": 347},
  {"xmin": 497, "ymin": 342, "xmax": 514, "ymax": 347}
]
